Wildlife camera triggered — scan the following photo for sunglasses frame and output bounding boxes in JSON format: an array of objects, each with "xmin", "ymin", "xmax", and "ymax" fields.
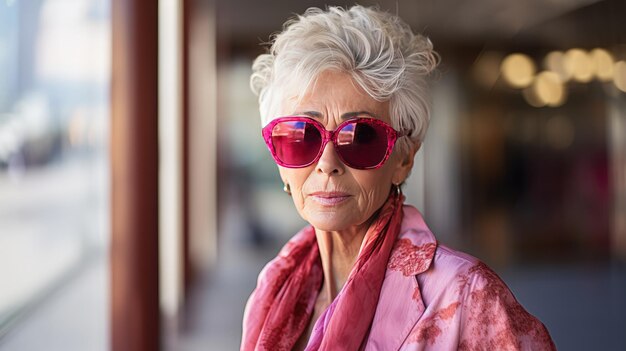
[{"xmin": 262, "ymin": 116, "xmax": 406, "ymax": 170}]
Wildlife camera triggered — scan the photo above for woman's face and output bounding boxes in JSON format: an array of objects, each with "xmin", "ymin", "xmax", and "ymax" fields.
[{"xmin": 276, "ymin": 70, "xmax": 416, "ymax": 232}]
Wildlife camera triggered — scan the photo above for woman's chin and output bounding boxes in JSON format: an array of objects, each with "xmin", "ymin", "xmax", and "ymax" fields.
[
  {"xmin": 300, "ymin": 198, "xmax": 374, "ymax": 232},
  {"xmin": 304, "ymin": 213, "xmax": 347, "ymax": 232},
  {"xmin": 303, "ymin": 210, "xmax": 360, "ymax": 232}
]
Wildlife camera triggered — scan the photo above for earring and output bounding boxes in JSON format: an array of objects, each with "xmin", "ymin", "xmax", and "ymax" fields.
[
  {"xmin": 392, "ymin": 183, "xmax": 402, "ymax": 196},
  {"xmin": 283, "ymin": 183, "xmax": 291, "ymax": 195}
]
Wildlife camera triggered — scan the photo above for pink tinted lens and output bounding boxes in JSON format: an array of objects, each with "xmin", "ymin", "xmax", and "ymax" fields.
[
  {"xmin": 335, "ymin": 120, "xmax": 389, "ymax": 168},
  {"xmin": 271, "ymin": 120, "xmax": 322, "ymax": 166}
]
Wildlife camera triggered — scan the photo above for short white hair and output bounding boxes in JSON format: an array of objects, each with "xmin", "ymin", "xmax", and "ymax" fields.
[{"xmin": 250, "ymin": 5, "xmax": 439, "ymax": 156}]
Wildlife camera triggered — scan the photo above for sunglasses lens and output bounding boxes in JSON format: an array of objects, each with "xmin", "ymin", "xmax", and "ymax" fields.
[
  {"xmin": 336, "ymin": 121, "xmax": 389, "ymax": 169},
  {"xmin": 271, "ymin": 121, "xmax": 322, "ymax": 167}
]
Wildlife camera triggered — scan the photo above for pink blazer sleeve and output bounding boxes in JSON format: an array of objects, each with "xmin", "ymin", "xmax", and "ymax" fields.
[
  {"xmin": 400, "ymin": 260, "xmax": 556, "ymax": 350},
  {"xmin": 456, "ymin": 262, "xmax": 556, "ymax": 350}
]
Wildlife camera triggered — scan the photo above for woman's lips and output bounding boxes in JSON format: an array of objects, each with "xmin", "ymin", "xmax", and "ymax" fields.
[{"xmin": 308, "ymin": 192, "xmax": 351, "ymax": 206}]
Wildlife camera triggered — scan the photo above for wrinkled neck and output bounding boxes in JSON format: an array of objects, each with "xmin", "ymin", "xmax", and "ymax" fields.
[{"xmin": 314, "ymin": 220, "xmax": 372, "ymax": 302}]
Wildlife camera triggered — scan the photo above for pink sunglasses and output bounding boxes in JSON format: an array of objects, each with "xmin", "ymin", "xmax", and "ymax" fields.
[{"xmin": 262, "ymin": 116, "xmax": 407, "ymax": 170}]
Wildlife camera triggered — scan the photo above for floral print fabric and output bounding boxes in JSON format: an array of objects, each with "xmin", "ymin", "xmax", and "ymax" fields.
[{"xmin": 242, "ymin": 204, "xmax": 556, "ymax": 350}]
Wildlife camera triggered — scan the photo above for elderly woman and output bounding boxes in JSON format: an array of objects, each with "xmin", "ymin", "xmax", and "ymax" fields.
[{"xmin": 242, "ymin": 6, "xmax": 555, "ymax": 351}]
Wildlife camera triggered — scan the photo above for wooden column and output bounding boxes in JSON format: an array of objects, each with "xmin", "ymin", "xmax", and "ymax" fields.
[
  {"xmin": 110, "ymin": 0, "xmax": 160, "ymax": 350},
  {"xmin": 182, "ymin": 0, "xmax": 192, "ymax": 295}
]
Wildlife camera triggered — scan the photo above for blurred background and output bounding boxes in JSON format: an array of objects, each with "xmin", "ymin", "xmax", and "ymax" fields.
[{"xmin": 0, "ymin": 0, "xmax": 625, "ymax": 350}]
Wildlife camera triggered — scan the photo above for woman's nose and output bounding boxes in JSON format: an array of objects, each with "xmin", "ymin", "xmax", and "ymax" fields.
[{"xmin": 316, "ymin": 141, "xmax": 345, "ymax": 175}]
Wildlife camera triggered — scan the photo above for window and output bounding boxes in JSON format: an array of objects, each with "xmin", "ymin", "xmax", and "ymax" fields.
[{"xmin": 0, "ymin": 0, "xmax": 109, "ymax": 334}]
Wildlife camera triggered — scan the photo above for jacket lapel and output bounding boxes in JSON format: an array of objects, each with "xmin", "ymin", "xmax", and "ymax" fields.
[{"xmin": 364, "ymin": 206, "xmax": 437, "ymax": 351}]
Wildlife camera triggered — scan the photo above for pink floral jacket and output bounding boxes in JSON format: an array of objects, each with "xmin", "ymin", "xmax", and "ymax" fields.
[{"xmin": 365, "ymin": 205, "xmax": 556, "ymax": 350}]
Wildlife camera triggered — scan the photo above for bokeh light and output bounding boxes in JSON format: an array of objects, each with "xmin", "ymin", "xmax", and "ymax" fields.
[
  {"xmin": 522, "ymin": 86, "xmax": 544, "ymax": 108},
  {"xmin": 564, "ymin": 48, "xmax": 593, "ymax": 83},
  {"xmin": 590, "ymin": 48, "xmax": 615, "ymax": 81},
  {"xmin": 614, "ymin": 60, "xmax": 626, "ymax": 93},
  {"xmin": 501, "ymin": 53, "xmax": 536, "ymax": 88},
  {"xmin": 544, "ymin": 51, "xmax": 570, "ymax": 82},
  {"xmin": 533, "ymin": 71, "xmax": 566, "ymax": 107}
]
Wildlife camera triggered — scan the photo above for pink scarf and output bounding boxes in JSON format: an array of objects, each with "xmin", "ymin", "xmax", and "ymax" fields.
[{"xmin": 242, "ymin": 191, "xmax": 404, "ymax": 350}]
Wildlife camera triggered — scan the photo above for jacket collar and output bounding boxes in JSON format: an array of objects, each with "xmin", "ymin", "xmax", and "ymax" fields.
[
  {"xmin": 366, "ymin": 205, "xmax": 438, "ymax": 350},
  {"xmin": 392, "ymin": 205, "xmax": 438, "ymax": 276}
]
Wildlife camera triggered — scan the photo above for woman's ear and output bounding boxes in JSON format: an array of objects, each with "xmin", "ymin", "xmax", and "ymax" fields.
[
  {"xmin": 392, "ymin": 142, "xmax": 421, "ymax": 184},
  {"xmin": 403, "ymin": 142, "xmax": 421, "ymax": 166},
  {"xmin": 277, "ymin": 165, "xmax": 288, "ymax": 183}
]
